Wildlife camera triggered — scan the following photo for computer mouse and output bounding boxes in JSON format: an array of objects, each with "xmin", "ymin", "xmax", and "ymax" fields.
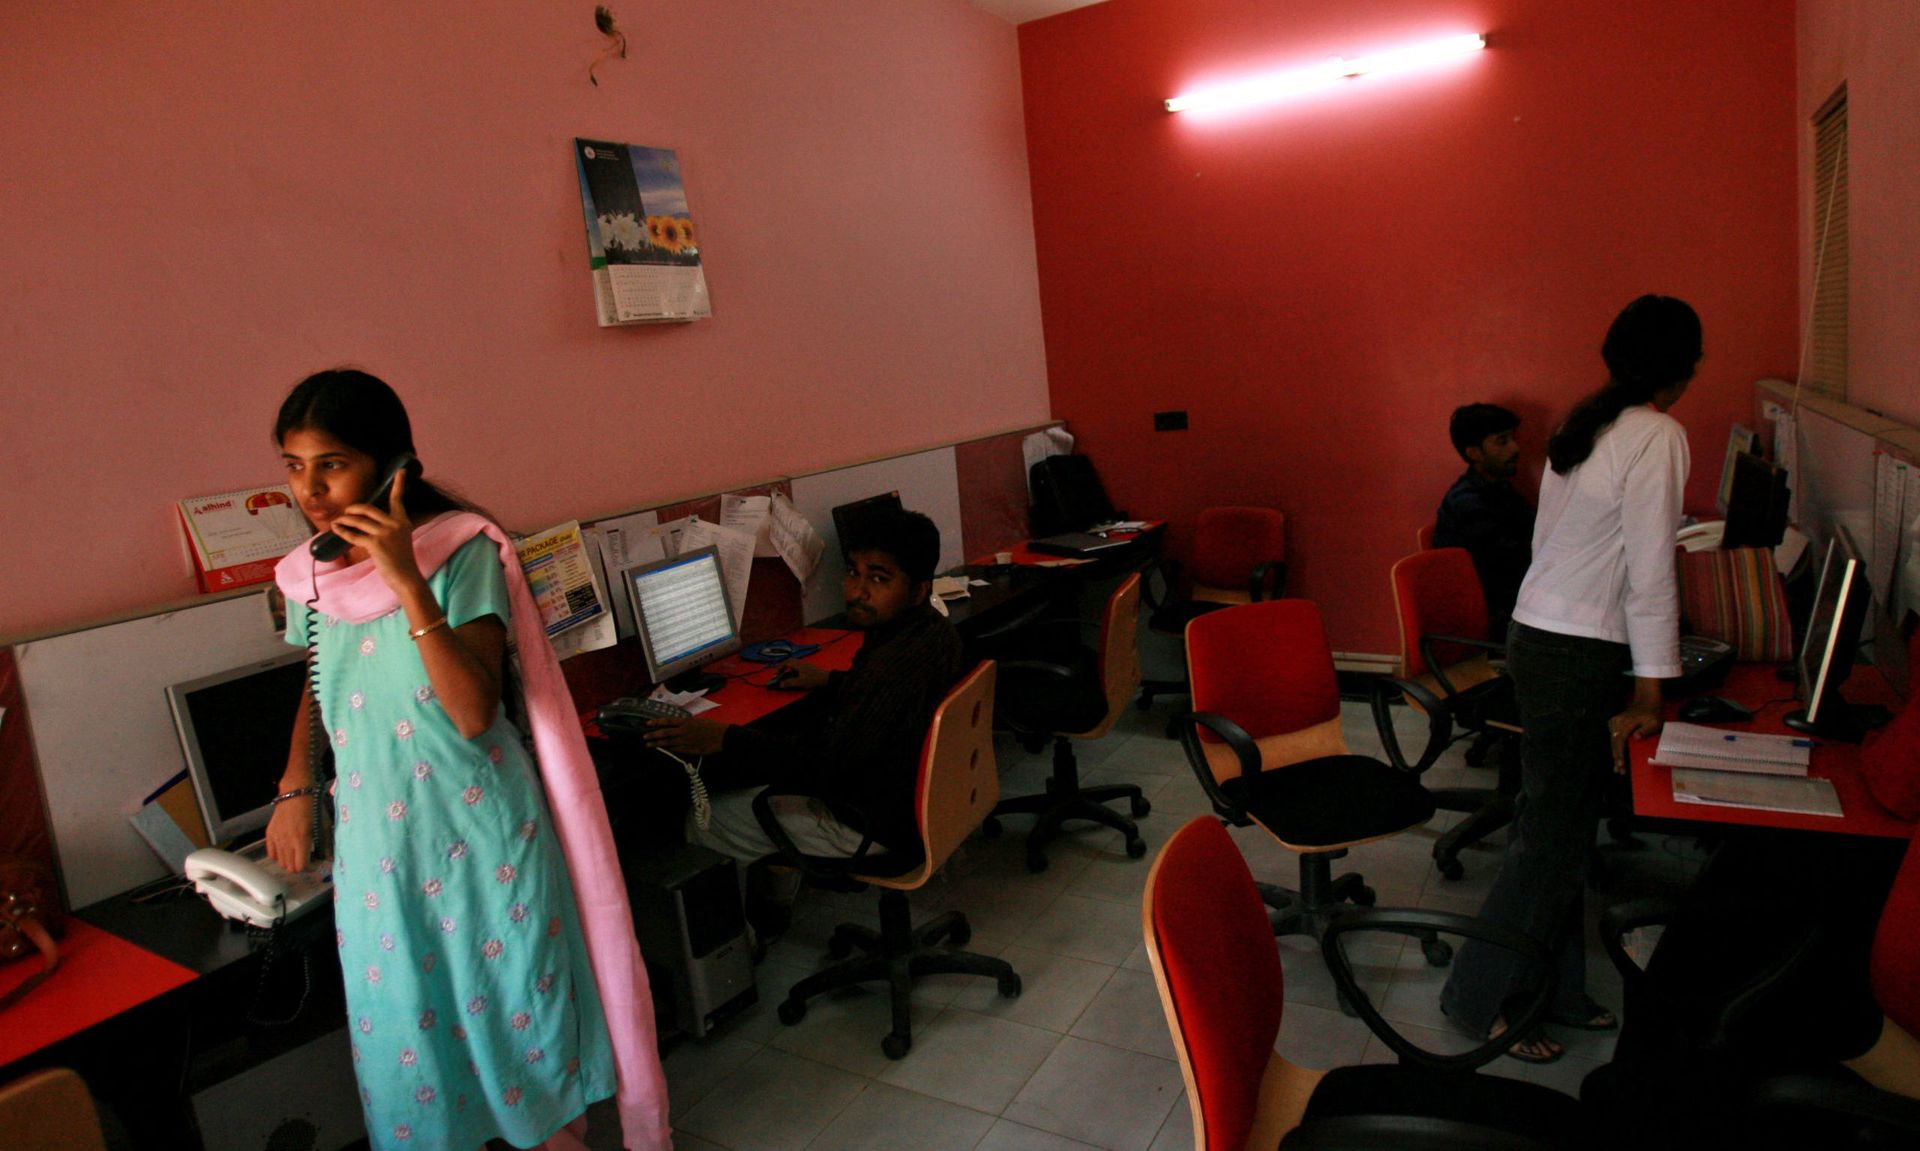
[{"xmin": 1679, "ymin": 696, "xmax": 1754, "ymax": 724}]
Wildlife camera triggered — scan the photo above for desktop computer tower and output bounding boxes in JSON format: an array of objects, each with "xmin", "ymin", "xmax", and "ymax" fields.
[{"xmin": 624, "ymin": 844, "xmax": 756, "ymax": 1039}]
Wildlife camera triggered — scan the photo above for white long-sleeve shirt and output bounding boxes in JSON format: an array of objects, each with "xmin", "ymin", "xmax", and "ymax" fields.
[{"xmin": 1511, "ymin": 404, "xmax": 1690, "ymax": 678}]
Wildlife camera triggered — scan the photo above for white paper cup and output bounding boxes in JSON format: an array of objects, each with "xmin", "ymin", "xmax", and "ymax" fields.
[{"xmin": 994, "ymin": 551, "xmax": 1014, "ymax": 565}]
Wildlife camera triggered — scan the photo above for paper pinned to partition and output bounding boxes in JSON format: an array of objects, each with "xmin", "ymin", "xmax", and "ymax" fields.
[
  {"xmin": 513, "ymin": 521, "xmax": 616, "ymax": 660},
  {"xmin": 587, "ymin": 510, "xmax": 667, "ymax": 639},
  {"xmin": 1872, "ymin": 453, "xmax": 1909, "ymax": 609},
  {"xmin": 720, "ymin": 493, "xmax": 778, "ymax": 558},
  {"xmin": 1773, "ymin": 410, "xmax": 1800, "ymax": 522},
  {"xmin": 678, "ymin": 517, "xmax": 755, "ymax": 629},
  {"xmin": 768, "ymin": 492, "xmax": 826, "ymax": 584}
]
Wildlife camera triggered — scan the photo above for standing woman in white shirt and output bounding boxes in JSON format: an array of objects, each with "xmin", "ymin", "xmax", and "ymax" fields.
[{"xmin": 1440, "ymin": 295, "xmax": 1700, "ymax": 1063}]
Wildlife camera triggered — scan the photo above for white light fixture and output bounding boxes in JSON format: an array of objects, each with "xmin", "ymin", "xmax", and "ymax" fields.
[{"xmin": 1164, "ymin": 32, "xmax": 1487, "ymax": 114}]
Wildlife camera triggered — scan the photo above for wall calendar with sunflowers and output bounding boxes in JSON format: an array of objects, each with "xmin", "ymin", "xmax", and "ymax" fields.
[{"xmin": 573, "ymin": 139, "xmax": 711, "ymax": 325}]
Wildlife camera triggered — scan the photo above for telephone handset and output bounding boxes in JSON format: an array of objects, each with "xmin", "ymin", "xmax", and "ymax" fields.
[
  {"xmin": 309, "ymin": 452, "xmax": 420, "ymax": 561},
  {"xmin": 184, "ymin": 845, "xmax": 332, "ymax": 928}
]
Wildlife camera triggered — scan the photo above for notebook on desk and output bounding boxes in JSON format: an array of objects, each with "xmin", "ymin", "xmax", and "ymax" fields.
[{"xmin": 1027, "ymin": 531, "xmax": 1133, "ymax": 557}]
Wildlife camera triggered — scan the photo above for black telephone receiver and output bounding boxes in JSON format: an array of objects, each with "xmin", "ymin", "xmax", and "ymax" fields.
[{"xmin": 309, "ymin": 453, "xmax": 418, "ymax": 561}]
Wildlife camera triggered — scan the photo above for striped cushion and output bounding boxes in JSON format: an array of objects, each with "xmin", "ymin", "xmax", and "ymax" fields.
[{"xmin": 1676, "ymin": 546, "xmax": 1793, "ymax": 662}]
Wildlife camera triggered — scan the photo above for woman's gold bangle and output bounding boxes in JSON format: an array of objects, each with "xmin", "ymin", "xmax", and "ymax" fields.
[{"xmin": 409, "ymin": 617, "xmax": 450, "ymax": 641}]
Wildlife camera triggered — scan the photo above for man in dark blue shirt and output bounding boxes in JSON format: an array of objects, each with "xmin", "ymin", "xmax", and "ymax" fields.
[{"xmin": 1434, "ymin": 403, "xmax": 1535, "ymax": 639}]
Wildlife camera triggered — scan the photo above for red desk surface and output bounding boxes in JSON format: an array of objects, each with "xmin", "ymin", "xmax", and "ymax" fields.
[
  {"xmin": 1630, "ymin": 663, "xmax": 1912, "ymax": 839},
  {"xmin": 0, "ymin": 919, "xmax": 197, "ymax": 1067},
  {"xmin": 580, "ymin": 627, "xmax": 862, "ymax": 736}
]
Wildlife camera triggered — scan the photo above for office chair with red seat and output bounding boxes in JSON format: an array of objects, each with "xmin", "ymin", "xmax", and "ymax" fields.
[
  {"xmin": 1369, "ymin": 547, "xmax": 1522, "ymax": 879},
  {"xmin": 1416, "ymin": 523, "xmax": 1436, "ymax": 551},
  {"xmin": 1144, "ymin": 816, "xmax": 1586, "ymax": 1151},
  {"xmin": 1175, "ymin": 599, "xmax": 1449, "ymax": 965},
  {"xmin": 1138, "ymin": 506, "xmax": 1286, "ymax": 712},
  {"xmin": 988, "ymin": 573, "xmax": 1148, "ymax": 870},
  {"xmin": 1581, "ymin": 819, "xmax": 1920, "ymax": 1148},
  {"xmin": 756, "ymin": 661, "xmax": 1021, "ymax": 1058}
]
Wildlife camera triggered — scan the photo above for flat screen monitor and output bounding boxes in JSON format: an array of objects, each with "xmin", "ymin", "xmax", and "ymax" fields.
[
  {"xmin": 1716, "ymin": 423, "xmax": 1759, "ymax": 512},
  {"xmin": 165, "ymin": 650, "xmax": 309, "ymax": 845},
  {"xmin": 831, "ymin": 491, "xmax": 903, "ymax": 560},
  {"xmin": 624, "ymin": 546, "xmax": 740, "ymax": 692},
  {"xmin": 1722, "ymin": 452, "xmax": 1790, "ymax": 550},
  {"xmin": 1785, "ymin": 526, "xmax": 1871, "ymax": 739}
]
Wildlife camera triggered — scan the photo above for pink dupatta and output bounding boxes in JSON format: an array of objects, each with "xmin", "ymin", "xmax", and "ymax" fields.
[{"xmin": 277, "ymin": 513, "xmax": 671, "ymax": 1151}]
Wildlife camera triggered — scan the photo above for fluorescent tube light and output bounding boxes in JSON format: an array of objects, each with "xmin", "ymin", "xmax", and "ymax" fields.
[{"xmin": 1165, "ymin": 32, "xmax": 1486, "ymax": 114}]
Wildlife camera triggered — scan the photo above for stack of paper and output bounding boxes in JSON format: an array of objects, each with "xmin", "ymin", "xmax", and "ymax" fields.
[
  {"xmin": 1650, "ymin": 722, "xmax": 1812, "ymax": 777},
  {"xmin": 1670, "ymin": 769, "xmax": 1842, "ymax": 818}
]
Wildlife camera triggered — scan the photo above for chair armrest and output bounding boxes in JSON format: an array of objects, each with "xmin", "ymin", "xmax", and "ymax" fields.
[
  {"xmin": 1172, "ymin": 711, "xmax": 1259, "ymax": 820},
  {"xmin": 1596, "ymin": 896, "xmax": 1681, "ymax": 989},
  {"xmin": 1415, "ymin": 634, "xmax": 1505, "ymax": 698},
  {"xmin": 1321, "ymin": 907, "xmax": 1554, "ymax": 1073},
  {"xmin": 1749, "ymin": 1071, "xmax": 1920, "ymax": 1136},
  {"xmin": 1369, "ymin": 676, "xmax": 1453, "ymax": 775},
  {"xmin": 750, "ymin": 785, "xmax": 881, "ymax": 884},
  {"xmin": 1248, "ymin": 561, "xmax": 1286, "ymax": 602}
]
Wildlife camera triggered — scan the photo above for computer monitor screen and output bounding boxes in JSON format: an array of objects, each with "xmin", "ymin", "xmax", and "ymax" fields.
[
  {"xmin": 1722, "ymin": 452, "xmax": 1790, "ymax": 550},
  {"xmin": 165, "ymin": 651, "xmax": 309, "ymax": 844},
  {"xmin": 1716, "ymin": 424, "xmax": 1758, "ymax": 512},
  {"xmin": 1788, "ymin": 526, "xmax": 1870, "ymax": 735},
  {"xmin": 831, "ymin": 491, "xmax": 903, "ymax": 560},
  {"xmin": 624, "ymin": 546, "xmax": 740, "ymax": 688}
]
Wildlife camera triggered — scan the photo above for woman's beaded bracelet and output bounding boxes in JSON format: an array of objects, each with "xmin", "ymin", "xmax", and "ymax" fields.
[{"xmin": 271, "ymin": 786, "xmax": 322, "ymax": 805}]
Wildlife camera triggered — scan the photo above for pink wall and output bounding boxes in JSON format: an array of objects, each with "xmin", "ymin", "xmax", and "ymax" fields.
[
  {"xmin": 1798, "ymin": 1, "xmax": 1920, "ymax": 427},
  {"xmin": 1020, "ymin": 0, "xmax": 1800, "ymax": 655},
  {"xmin": 0, "ymin": 1, "xmax": 1050, "ymax": 638}
]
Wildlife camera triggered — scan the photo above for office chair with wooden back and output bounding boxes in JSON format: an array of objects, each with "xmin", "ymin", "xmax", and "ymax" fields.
[
  {"xmin": 1416, "ymin": 523, "xmax": 1436, "ymax": 551},
  {"xmin": 757, "ymin": 661, "xmax": 1020, "ymax": 1058},
  {"xmin": 1370, "ymin": 547, "xmax": 1522, "ymax": 879},
  {"xmin": 0, "ymin": 1068, "xmax": 109, "ymax": 1151},
  {"xmin": 987, "ymin": 573, "xmax": 1149, "ymax": 870},
  {"xmin": 1175, "ymin": 599, "xmax": 1450, "ymax": 965},
  {"xmin": 1145, "ymin": 816, "xmax": 1587, "ymax": 1150},
  {"xmin": 1139, "ymin": 506, "xmax": 1286, "ymax": 712}
]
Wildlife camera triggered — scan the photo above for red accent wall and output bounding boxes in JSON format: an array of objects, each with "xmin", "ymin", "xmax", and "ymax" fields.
[{"xmin": 1021, "ymin": 0, "xmax": 1800, "ymax": 654}]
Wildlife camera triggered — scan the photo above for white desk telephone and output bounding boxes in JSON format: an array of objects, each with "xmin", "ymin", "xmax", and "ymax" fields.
[{"xmin": 184, "ymin": 845, "xmax": 332, "ymax": 928}]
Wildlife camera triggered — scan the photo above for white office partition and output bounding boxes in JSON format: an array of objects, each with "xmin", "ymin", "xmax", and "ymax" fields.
[
  {"xmin": 789, "ymin": 448, "xmax": 964, "ymax": 623},
  {"xmin": 17, "ymin": 591, "xmax": 289, "ymax": 907}
]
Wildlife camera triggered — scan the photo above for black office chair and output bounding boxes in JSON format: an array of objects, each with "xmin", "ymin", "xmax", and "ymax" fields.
[
  {"xmin": 1137, "ymin": 506, "xmax": 1286, "ymax": 714},
  {"xmin": 984, "ymin": 573, "xmax": 1149, "ymax": 871}
]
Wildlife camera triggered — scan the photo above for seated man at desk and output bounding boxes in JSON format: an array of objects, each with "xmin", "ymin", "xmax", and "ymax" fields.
[
  {"xmin": 644, "ymin": 508, "xmax": 965, "ymax": 932},
  {"xmin": 1435, "ymin": 402, "xmax": 1535, "ymax": 639}
]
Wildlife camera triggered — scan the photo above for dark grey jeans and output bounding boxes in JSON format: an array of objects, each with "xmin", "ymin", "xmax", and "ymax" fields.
[{"xmin": 1440, "ymin": 621, "xmax": 1631, "ymax": 1036}]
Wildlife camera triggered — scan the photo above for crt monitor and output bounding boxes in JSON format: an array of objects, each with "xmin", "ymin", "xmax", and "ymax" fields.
[
  {"xmin": 831, "ymin": 491, "xmax": 903, "ymax": 561},
  {"xmin": 624, "ymin": 546, "xmax": 740, "ymax": 693},
  {"xmin": 1721, "ymin": 451, "xmax": 1790, "ymax": 550},
  {"xmin": 1784, "ymin": 526, "xmax": 1871, "ymax": 740},
  {"xmin": 165, "ymin": 650, "xmax": 310, "ymax": 845}
]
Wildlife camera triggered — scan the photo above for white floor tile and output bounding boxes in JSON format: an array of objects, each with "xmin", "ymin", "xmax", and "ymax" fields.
[
  {"xmin": 974, "ymin": 1119, "xmax": 1106, "ymax": 1151},
  {"xmin": 947, "ymin": 945, "xmax": 1117, "ymax": 1033},
  {"xmin": 674, "ymin": 1047, "xmax": 867, "ymax": 1151},
  {"xmin": 1014, "ymin": 894, "xmax": 1144, "ymax": 967},
  {"xmin": 1067, "ymin": 968, "xmax": 1177, "ymax": 1060},
  {"xmin": 661, "ymin": 1033, "xmax": 761, "ymax": 1119},
  {"xmin": 804, "ymin": 1081, "xmax": 996, "ymax": 1151},
  {"xmin": 1003, "ymin": 1036, "xmax": 1184, "ymax": 1151},
  {"xmin": 876, "ymin": 1007, "xmax": 1065, "ymax": 1114}
]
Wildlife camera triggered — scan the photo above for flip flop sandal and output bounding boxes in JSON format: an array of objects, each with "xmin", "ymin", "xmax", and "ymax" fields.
[
  {"xmin": 1548, "ymin": 993, "xmax": 1619, "ymax": 1031},
  {"xmin": 1500, "ymin": 1028, "xmax": 1565, "ymax": 1065}
]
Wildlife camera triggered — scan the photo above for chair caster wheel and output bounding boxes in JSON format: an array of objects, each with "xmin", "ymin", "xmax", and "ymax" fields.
[
  {"xmin": 1026, "ymin": 850, "xmax": 1049, "ymax": 874},
  {"xmin": 1351, "ymin": 885, "xmax": 1377, "ymax": 907},
  {"xmin": 949, "ymin": 919, "xmax": 972, "ymax": 947},
  {"xmin": 981, "ymin": 817, "xmax": 1003, "ymax": 840},
  {"xmin": 1437, "ymin": 858, "xmax": 1465, "ymax": 881},
  {"xmin": 998, "ymin": 972, "xmax": 1022, "ymax": 998},
  {"xmin": 777, "ymin": 998, "xmax": 807, "ymax": 1025},
  {"xmin": 881, "ymin": 1032, "xmax": 912, "ymax": 1060},
  {"xmin": 828, "ymin": 930, "xmax": 855, "ymax": 960},
  {"xmin": 1422, "ymin": 938, "xmax": 1454, "ymax": 967},
  {"xmin": 1126, "ymin": 836, "xmax": 1147, "ymax": 859},
  {"xmin": 1130, "ymin": 795, "xmax": 1151, "ymax": 818}
]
